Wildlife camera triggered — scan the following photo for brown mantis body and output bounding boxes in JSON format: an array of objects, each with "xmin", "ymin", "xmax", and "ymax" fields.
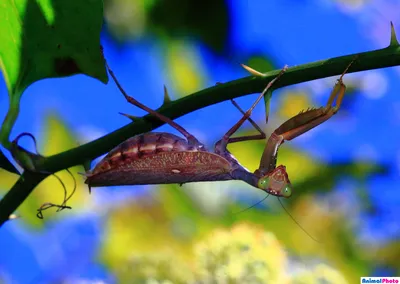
[{"xmin": 84, "ymin": 59, "xmax": 356, "ymax": 198}]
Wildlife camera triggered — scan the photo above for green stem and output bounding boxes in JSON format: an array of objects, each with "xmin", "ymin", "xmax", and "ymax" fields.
[
  {"xmin": 0, "ymin": 171, "xmax": 47, "ymax": 226},
  {"xmin": 1, "ymin": 44, "xmax": 400, "ymax": 227},
  {"xmin": 0, "ymin": 92, "xmax": 21, "ymax": 149}
]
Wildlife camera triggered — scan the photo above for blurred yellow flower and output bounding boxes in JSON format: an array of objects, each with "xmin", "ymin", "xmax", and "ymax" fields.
[
  {"xmin": 278, "ymin": 91, "xmax": 313, "ymax": 119},
  {"xmin": 104, "ymin": 0, "xmax": 156, "ymax": 38},
  {"xmin": 166, "ymin": 41, "xmax": 206, "ymax": 97},
  {"xmin": 102, "ymin": 202, "xmax": 349, "ymax": 283},
  {"xmin": 118, "ymin": 250, "xmax": 193, "ymax": 283},
  {"xmin": 193, "ymin": 223, "xmax": 289, "ymax": 283},
  {"xmin": 292, "ymin": 263, "xmax": 349, "ymax": 284}
]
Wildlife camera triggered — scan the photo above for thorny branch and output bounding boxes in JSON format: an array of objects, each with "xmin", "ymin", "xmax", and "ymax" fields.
[{"xmin": 1, "ymin": 25, "xmax": 400, "ymax": 226}]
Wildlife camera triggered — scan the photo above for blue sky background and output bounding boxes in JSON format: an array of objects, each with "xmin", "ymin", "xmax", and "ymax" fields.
[{"xmin": 1, "ymin": 0, "xmax": 400, "ymax": 283}]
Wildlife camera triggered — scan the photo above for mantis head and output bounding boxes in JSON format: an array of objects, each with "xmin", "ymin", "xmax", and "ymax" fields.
[{"xmin": 257, "ymin": 165, "xmax": 292, "ymax": 198}]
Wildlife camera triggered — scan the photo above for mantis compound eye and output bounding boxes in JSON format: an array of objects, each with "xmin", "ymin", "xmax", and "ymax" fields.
[
  {"xmin": 257, "ymin": 176, "xmax": 270, "ymax": 190},
  {"xmin": 281, "ymin": 184, "xmax": 292, "ymax": 198}
]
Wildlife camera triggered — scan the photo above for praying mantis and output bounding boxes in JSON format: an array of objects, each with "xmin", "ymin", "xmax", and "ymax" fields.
[{"xmin": 83, "ymin": 58, "xmax": 356, "ymax": 198}]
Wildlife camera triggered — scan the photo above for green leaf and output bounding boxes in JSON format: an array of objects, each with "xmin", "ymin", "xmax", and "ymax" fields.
[
  {"xmin": 0, "ymin": 149, "xmax": 19, "ymax": 175},
  {"xmin": 0, "ymin": 0, "xmax": 108, "ymax": 98},
  {"xmin": 0, "ymin": 0, "xmax": 108, "ymax": 147}
]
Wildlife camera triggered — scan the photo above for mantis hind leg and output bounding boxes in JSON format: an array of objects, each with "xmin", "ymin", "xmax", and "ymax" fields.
[
  {"xmin": 224, "ymin": 99, "xmax": 266, "ymax": 144},
  {"xmin": 105, "ymin": 62, "xmax": 203, "ymax": 147},
  {"xmin": 225, "ymin": 81, "xmax": 277, "ymax": 145}
]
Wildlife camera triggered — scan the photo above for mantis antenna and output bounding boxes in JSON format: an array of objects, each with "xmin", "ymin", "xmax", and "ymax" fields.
[
  {"xmin": 278, "ymin": 198, "xmax": 321, "ymax": 243},
  {"xmin": 234, "ymin": 194, "xmax": 270, "ymax": 215}
]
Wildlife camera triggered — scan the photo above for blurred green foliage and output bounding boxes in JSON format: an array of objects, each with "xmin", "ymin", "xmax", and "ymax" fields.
[
  {"xmin": 98, "ymin": 184, "xmax": 363, "ymax": 283},
  {"xmin": 0, "ymin": 103, "xmax": 390, "ymax": 282},
  {"xmin": 95, "ymin": 103, "xmax": 388, "ymax": 283},
  {"xmin": 104, "ymin": 0, "xmax": 229, "ymax": 53}
]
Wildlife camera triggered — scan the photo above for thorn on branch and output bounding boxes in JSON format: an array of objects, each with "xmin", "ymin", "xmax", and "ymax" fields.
[
  {"xmin": 390, "ymin": 21, "xmax": 399, "ymax": 47},
  {"xmin": 241, "ymin": 64, "xmax": 266, "ymax": 77},
  {"xmin": 119, "ymin": 112, "xmax": 141, "ymax": 122},
  {"xmin": 9, "ymin": 214, "xmax": 20, "ymax": 220},
  {"xmin": 163, "ymin": 85, "xmax": 172, "ymax": 105}
]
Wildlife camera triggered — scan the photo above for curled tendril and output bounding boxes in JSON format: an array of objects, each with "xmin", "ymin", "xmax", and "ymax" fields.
[
  {"xmin": 12, "ymin": 132, "xmax": 77, "ymax": 219},
  {"xmin": 12, "ymin": 132, "xmax": 41, "ymax": 155},
  {"xmin": 36, "ymin": 168, "xmax": 77, "ymax": 219},
  {"xmin": 36, "ymin": 203, "xmax": 72, "ymax": 219}
]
